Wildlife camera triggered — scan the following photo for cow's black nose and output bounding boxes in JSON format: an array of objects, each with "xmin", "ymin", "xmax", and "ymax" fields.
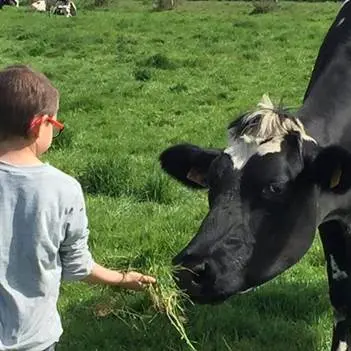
[{"xmin": 173, "ymin": 260, "xmax": 209, "ymax": 293}]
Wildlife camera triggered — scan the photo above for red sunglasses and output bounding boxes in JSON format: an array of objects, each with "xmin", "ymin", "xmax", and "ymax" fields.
[{"xmin": 30, "ymin": 116, "xmax": 65, "ymax": 138}]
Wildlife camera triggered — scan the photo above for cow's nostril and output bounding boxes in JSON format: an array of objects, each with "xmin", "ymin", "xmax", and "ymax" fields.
[{"xmin": 192, "ymin": 263, "xmax": 207, "ymax": 285}]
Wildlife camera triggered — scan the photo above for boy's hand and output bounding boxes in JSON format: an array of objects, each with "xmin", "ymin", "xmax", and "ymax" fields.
[
  {"xmin": 83, "ymin": 263, "xmax": 156, "ymax": 291},
  {"xmin": 119, "ymin": 271, "xmax": 157, "ymax": 291}
]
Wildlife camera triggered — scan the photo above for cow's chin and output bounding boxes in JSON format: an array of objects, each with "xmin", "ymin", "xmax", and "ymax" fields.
[
  {"xmin": 177, "ymin": 281, "xmax": 253, "ymax": 305},
  {"xmin": 187, "ymin": 292, "xmax": 232, "ymax": 305},
  {"xmin": 182, "ymin": 276, "xmax": 273, "ymax": 305},
  {"xmin": 186, "ymin": 288, "xmax": 254, "ymax": 305}
]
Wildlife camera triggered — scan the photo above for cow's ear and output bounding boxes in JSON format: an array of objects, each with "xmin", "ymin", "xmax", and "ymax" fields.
[
  {"xmin": 159, "ymin": 143, "xmax": 222, "ymax": 189},
  {"xmin": 312, "ymin": 146, "xmax": 351, "ymax": 194}
]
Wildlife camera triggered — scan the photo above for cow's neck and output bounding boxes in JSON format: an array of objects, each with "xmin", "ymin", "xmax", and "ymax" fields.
[
  {"xmin": 297, "ymin": 28, "xmax": 351, "ymax": 151},
  {"xmin": 300, "ymin": 67, "xmax": 351, "ymax": 147},
  {"xmin": 318, "ymin": 189, "xmax": 351, "ymax": 230}
]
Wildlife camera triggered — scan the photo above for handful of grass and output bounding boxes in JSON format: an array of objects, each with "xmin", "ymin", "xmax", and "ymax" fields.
[{"xmin": 147, "ymin": 264, "xmax": 197, "ymax": 351}]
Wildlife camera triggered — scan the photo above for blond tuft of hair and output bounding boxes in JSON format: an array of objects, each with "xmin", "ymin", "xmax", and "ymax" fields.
[{"xmin": 237, "ymin": 94, "xmax": 316, "ymax": 145}]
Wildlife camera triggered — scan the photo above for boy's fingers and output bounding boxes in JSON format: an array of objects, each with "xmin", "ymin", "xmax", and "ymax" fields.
[{"xmin": 140, "ymin": 275, "xmax": 156, "ymax": 284}]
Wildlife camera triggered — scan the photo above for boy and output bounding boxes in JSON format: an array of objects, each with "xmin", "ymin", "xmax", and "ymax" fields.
[{"xmin": 0, "ymin": 64, "xmax": 156, "ymax": 351}]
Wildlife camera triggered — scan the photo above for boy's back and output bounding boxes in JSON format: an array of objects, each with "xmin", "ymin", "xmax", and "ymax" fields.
[{"xmin": 0, "ymin": 162, "xmax": 93, "ymax": 350}]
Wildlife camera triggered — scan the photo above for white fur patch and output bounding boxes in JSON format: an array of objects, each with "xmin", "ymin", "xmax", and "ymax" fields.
[
  {"xmin": 224, "ymin": 94, "xmax": 316, "ymax": 170},
  {"xmin": 224, "ymin": 137, "xmax": 284, "ymax": 170},
  {"xmin": 224, "ymin": 140, "xmax": 257, "ymax": 171},
  {"xmin": 330, "ymin": 254, "xmax": 348, "ymax": 281},
  {"xmin": 337, "ymin": 17, "xmax": 346, "ymax": 27},
  {"xmin": 337, "ymin": 341, "xmax": 348, "ymax": 351}
]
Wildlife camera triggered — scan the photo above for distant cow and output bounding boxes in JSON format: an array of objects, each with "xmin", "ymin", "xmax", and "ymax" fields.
[
  {"xmin": 159, "ymin": 0, "xmax": 351, "ymax": 350},
  {"xmin": 0, "ymin": 0, "xmax": 19, "ymax": 9},
  {"xmin": 51, "ymin": 0, "xmax": 76, "ymax": 16},
  {"xmin": 30, "ymin": 0, "xmax": 76, "ymax": 16}
]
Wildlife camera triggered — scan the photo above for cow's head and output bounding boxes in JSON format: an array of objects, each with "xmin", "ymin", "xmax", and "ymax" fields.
[{"xmin": 160, "ymin": 95, "xmax": 351, "ymax": 304}]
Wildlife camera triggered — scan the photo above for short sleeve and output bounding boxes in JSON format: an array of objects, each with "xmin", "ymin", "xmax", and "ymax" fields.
[{"xmin": 59, "ymin": 184, "xmax": 95, "ymax": 281}]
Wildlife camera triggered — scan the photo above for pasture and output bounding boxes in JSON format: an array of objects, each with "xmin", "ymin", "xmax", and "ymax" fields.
[{"xmin": 0, "ymin": 1, "xmax": 343, "ymax": 350}]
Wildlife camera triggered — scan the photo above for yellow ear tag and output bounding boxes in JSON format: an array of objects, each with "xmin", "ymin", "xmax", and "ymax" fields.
[{"xmin": 330, "ymin": 167, "xmax": 342, "ymax": 189}]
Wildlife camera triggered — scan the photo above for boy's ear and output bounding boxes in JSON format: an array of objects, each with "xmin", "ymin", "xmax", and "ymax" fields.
[
  {"xmin": 159, "ymin": 143, "xmax": 222, "ymax": 189},
  {"xmin": 312, "ymin": 145, "xmax": 351, "ymax": 194},
  {"xmin": 28, "ymin": 116, "xmax": 41, "ymax": 138}
]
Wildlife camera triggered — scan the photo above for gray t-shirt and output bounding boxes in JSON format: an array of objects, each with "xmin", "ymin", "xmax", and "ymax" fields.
[{"xmin": 0, "ymin": 161, "xmax": 95, "ymax": 350}]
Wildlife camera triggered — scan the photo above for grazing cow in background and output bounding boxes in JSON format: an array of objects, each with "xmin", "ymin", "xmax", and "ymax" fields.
[
  {"xmin": 0, "ymin": 0, "xmax": 19, "ymax": 9},
  {"xmin": 51, "ymin": 0, "xmax": 76, "ymax": 17},
  {"xmin": 30, "ymin": 0, "xmax": 76, "ymax": 16},
  {"xmin": 159, "ymin": 1, "xmax": 351, "ymax": 350}
]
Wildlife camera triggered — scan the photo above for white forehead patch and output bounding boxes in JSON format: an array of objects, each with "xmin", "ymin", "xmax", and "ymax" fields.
[
  {"xmin": 224, "ymin": 137, "xmax": 284, "ymax": 170},
  {"xmin": 224, "ymin": 94, "xmax": 316, "ymax": 170},
  {"xmin": 224, "ymin": 140, "xmax": 257, "ymax": 171}
]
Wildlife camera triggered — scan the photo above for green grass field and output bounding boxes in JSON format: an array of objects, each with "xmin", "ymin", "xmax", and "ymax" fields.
[{"xmin": 0, "ymin": 1, "xmax": 344, "ymax": 350}]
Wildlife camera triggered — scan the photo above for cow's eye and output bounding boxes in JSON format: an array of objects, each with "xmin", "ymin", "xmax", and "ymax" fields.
[
  {"xmin": 262, "ymin": 182, "xmax": 287, "ymax": 198},
  {"xmin": 269, "ymin": 183, "xmax": 284, "ymax": 193}
]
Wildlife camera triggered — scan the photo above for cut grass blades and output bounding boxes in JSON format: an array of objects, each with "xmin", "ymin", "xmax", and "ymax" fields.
[
  {"xmin": 96, "ymin": 263, "xmax": 198, "ymax": 350},
  {"xmin": 147, "ymin": 264, "xmax": 197, "ymax": 351}
]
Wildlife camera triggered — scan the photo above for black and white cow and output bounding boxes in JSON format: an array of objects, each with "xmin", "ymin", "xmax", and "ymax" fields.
[
  {"xmin": 30, "ymin": 0, "xmax": 77, "ymax": 17},
  {"xmin": 159, "ymin": 1, "xmax": 351, "ymax": 350}
]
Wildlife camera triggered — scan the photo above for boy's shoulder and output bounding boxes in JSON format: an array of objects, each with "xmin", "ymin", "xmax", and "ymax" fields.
[{"xmin": 44, "ymin": 163, "xmax": 83, "ymax": 196}]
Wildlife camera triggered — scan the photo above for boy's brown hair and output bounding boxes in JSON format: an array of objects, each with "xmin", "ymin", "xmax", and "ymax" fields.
[{"xmin": 0, "ymin": 64, "xmax": 59, "ymax": 140}]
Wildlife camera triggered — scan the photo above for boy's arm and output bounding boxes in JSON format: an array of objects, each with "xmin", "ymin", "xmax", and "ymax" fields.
[
  {"xmin": 59, "ymin": 184, "xmax": 95, "ymax": 281},
  {"xmin": 59, "ymin": 183, "xmax": 156, "ymax": 291}
]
